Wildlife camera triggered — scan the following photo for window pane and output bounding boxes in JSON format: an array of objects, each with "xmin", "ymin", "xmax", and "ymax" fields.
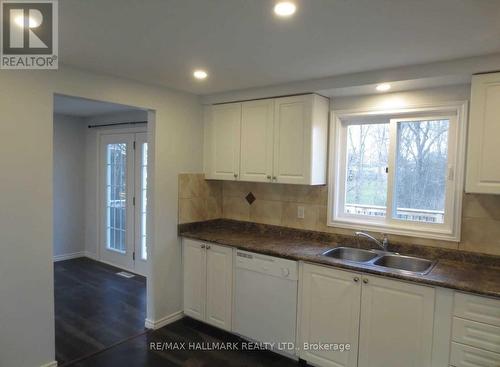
[
  {"xmin": 345, "ymin": 123, "xmax": 389, "ymax": 217},
  {"xmin": 105, "ymin": 143, "xmax": 127, "ymax": 253},
  {"xmin": 394, "ymin": 119, "xmax": 449, "ymax": 223}
]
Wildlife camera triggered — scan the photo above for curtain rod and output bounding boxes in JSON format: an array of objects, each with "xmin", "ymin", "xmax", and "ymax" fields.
[{"xmin": 87, "ymin": 121, "xmax": 147, "ymax": 129}]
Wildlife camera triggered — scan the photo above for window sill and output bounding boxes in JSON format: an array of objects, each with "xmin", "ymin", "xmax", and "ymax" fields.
[{"xmin": 328, "ymin": 217, "xmax": 460, "ymax": 242}]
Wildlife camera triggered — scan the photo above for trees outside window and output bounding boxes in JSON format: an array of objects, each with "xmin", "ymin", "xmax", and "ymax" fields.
[
  {"xmin": 346, "ymin": 123, "xmax": 388, "ymax": 217},
  {"xmin": 393, "ymin": 119, "xmax": 449, "ymax": 223},
  {"xmin": 329, "ymin": 105, "xmax": 466, "ymax": 241}
]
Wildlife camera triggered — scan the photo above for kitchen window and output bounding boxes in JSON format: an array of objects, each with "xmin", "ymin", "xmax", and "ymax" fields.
[{"xmin": 328, "ymin": 104, "xmax": 467, "ymax": 241}]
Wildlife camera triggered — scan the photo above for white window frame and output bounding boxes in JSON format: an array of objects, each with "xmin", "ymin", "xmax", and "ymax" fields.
[{"xmin": 328, "ymin": 102, "xmax": 467, "ymax": 241}]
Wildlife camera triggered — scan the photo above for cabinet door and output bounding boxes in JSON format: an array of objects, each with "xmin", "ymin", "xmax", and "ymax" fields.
[
  {"xmin": 240, "ymin": 100, "xmax": 274, "ymax": 182},
  {"xmin": 208, "ymin": 103, "xmax": 242, "ymax": 180},
  {"xmin": 358, "ymin": 275, "xmax": 435, "ymax": 367},
  {"xmin": 466, "ymin": 73, "xmax": 500, "ymax": 194},
  {"xmin": 182, "ymin": 239, "xmax": 206, "ymax": 321},
  {"xmin": 300, "ymin": 264, "xmax": 361, "ymax": 367},
  {"xmin": 273, "ymin": 95, "xmax": 313, "ymax": 184},
  {"xmin": 454, "ymin": 292, "xmax": 500, "ymax": 327},
  {"xmin": 450, "ymin": 342, "xmax": 500, "ymax": 367},
  {"xmin": 205, "ymin": 244, "xmax": 233, "ymax": 331}
]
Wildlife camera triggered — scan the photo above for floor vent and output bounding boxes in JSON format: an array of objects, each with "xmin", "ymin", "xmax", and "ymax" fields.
[{"xmin": 116, "ymin": 271, "xmax": 135, "ymax": 279}]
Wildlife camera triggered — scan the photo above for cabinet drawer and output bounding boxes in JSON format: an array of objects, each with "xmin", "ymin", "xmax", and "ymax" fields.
[
  {"xmin": 454, "ymin": 293, "xmax": 500, "ymax": 327},
  {"xmin": 450, "ymin": 342, "xmax": 500, "ymax": 367},
  {"xmin": 453, "ymin": 317, "xmax": 500, "ymax": 354}
]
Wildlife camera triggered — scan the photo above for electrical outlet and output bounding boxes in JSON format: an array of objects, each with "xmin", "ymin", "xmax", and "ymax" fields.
[{"xmin": 297, "ymin": 205, "xmax": 305, "ymax": 219}]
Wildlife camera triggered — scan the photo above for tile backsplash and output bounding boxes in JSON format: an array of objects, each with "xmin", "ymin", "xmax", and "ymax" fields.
[
  {"xmin": 178, "ymin": 174, "xmax": 500, "ymax": 256},
  {"xmin": 178, "ymin": 174, "xmax": 222, "ymax": 224}
]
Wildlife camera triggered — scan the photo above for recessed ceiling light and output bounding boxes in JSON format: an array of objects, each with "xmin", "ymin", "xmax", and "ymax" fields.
[
  {"xmin": 274, "ymin": 1, "xmax": 296, "ymax": 17},
  {"xmin": 376, "ymin": 83, "xmax": 391, "ymax": 92},
  {"xmin": 193, "ymin": 70, "xmax": 208, "ymax": 80}
]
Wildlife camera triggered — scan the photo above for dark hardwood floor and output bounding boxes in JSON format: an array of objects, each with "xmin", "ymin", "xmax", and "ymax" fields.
[
  {"xmin": 54, "ymin": 257, "xmax": 147, "ymax": 366},
  {"xmin": 70, "ymin": 318, "xmax": 301, "ymax": 367}
]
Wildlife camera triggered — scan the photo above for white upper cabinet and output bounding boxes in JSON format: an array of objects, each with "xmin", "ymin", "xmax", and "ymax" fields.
[
  {"xmin": 204, "ymin": 94, "xmax": 329, "ymax": 185},
  {"xmin": 205, "ymin": 103, "xmax": 242, "ymax": 180},
  {"xmin": 466, "ymin": 72, "xmax": 500, "ymax": 194},
  {"xmin": 240, "ymin": 99, "xmax": 275, "ymax": 182},
  {"xmin": 273, "ymin": 95, "xmax": 329, "ymax": 185}
]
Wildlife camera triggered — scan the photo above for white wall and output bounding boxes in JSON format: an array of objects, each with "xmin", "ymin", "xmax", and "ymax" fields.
[
  {"xmin": 0, "ymin": 66, "xmax": 202, "ymax": 367},
  {"xmin": 331, "ymin": 84, "xmax": 471, "ymax": 111},
  {"xmin": 201, "ymin": 53, "xmax": 496, "ymax": 104},
  {"xmin": 83, "ymin": 110, "xmax": 148, "ymax": 258},
  {"xmin": 53, "ymin": 114, "xmax": 86, "ymax": 259}
]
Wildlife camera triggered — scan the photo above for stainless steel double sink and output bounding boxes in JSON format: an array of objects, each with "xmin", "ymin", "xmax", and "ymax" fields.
[{"xmin": 321, "ymin": 247, "xmax": 436, "ymax": 275}]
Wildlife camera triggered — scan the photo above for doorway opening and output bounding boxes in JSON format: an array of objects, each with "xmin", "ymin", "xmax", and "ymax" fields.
[{"xmin": 52, "ymin": 94, "xmax": 152, "ymax": 365}]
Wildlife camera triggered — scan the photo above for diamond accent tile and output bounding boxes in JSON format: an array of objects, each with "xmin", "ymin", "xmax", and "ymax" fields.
[{"xmin": 245, "ymin": 192, "xmax": 256, "ymax": 205}]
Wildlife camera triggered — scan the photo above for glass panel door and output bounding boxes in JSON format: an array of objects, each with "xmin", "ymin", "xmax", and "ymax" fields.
[
  {"xmin": 100, "ymin": 134, "xmax": 135, "ymax": 271},
  {"xmin": 100, "ymin": 132, "xmax": 149, "ymax": 275}
]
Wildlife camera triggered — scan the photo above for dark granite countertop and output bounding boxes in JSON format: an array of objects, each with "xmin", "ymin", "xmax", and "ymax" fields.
[{"xmin": 179, "ymin": 219, "xmax": 500, "ymax": 299}]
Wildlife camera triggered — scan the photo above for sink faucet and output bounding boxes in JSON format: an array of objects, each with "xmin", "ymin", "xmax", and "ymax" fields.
[{"xmin": 355, "ymin": 231, "xmax": 389, "ymax": 251}]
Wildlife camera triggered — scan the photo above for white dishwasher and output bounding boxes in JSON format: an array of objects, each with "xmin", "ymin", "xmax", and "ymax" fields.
[{"xmin": 233, "ymin": 250, "xmax": 298, "ymax": 355}]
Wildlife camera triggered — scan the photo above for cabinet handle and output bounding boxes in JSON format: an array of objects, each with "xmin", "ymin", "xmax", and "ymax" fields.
[
  {"xmin": 206, "ymin": 245, "xmax": 211, "ymax": 250},
  {"xmin": 201, "ymin": 244, "xmax": 206, "ymax": 249},
  {"xmin": 267, "ymin": 175, "xmax": 272, "ymax": 180},
  {"xmin": 234, "ymin": 173, "xmax": 238, "ymax": 178},
  {"xmin": 272, "ymin": 176, "xmax": 277, "ymax": 181},
  {"xmin": 353, "ymin": 277, "xmax": 359, "ymax": 282},
  {"xmin": 363, "ymin": 278, "xmax": 369, "ymax": 284}
]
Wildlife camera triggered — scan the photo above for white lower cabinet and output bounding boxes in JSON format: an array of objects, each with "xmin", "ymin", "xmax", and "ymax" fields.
[
  {"xmin": 450, "ymin": 342, "xmax": 500, "ymax": 367},
  {"xmin": 182, "ymin": 238, "xmax": 206, "ymax": 321},
  {"xmin": 453, "ymin": 292, "xmax": 500, "ymax": 327},
  {"xmin": 181, "ymin": 244, "xmax": 499, "ymax": 367},
  {"xmin": 299, "ymin": 264, "xmax": 362, "ymax": 367},
  {"xmin": 449, "ymin": 292, "xmax": 500, "ymax": 366},
  {"xmin": 205, "ymin": 243, "xmax": 233, "ymax": 330},
  {"xmin": 299, "ymin": 263, "xmax": 435, "ymax": 367},
  {"xmin": 357, "ymin": 274, "xmax": 435, "ymax": 367},
  {"xmin": 182, "ymin": 238, "xmax": 233, "ymax": 331}
]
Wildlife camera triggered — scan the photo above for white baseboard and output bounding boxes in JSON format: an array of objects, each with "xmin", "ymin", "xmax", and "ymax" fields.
[
  {"xmin": 84, "ymin": 251, "xmax": 98, "ymax": 260},
  {"xmin": 145, "ymin": 311, "xmax": 184, "ymax": 330},
  {"xmin": 53, "ymin": 251, "xmax": 85, "ymax": 262},
  {"xmin": 40, "ymin": 361, "xmax": 57, "ymax": 367}
]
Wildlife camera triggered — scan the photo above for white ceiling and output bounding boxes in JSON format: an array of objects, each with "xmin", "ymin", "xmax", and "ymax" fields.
[
  {"xmin": 53, "ymin": 94, "xmax": 140, "ymax": 117},
  {"xmin": 59, "ymin": 0, "xmax": 500, "ymax": 95}
]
